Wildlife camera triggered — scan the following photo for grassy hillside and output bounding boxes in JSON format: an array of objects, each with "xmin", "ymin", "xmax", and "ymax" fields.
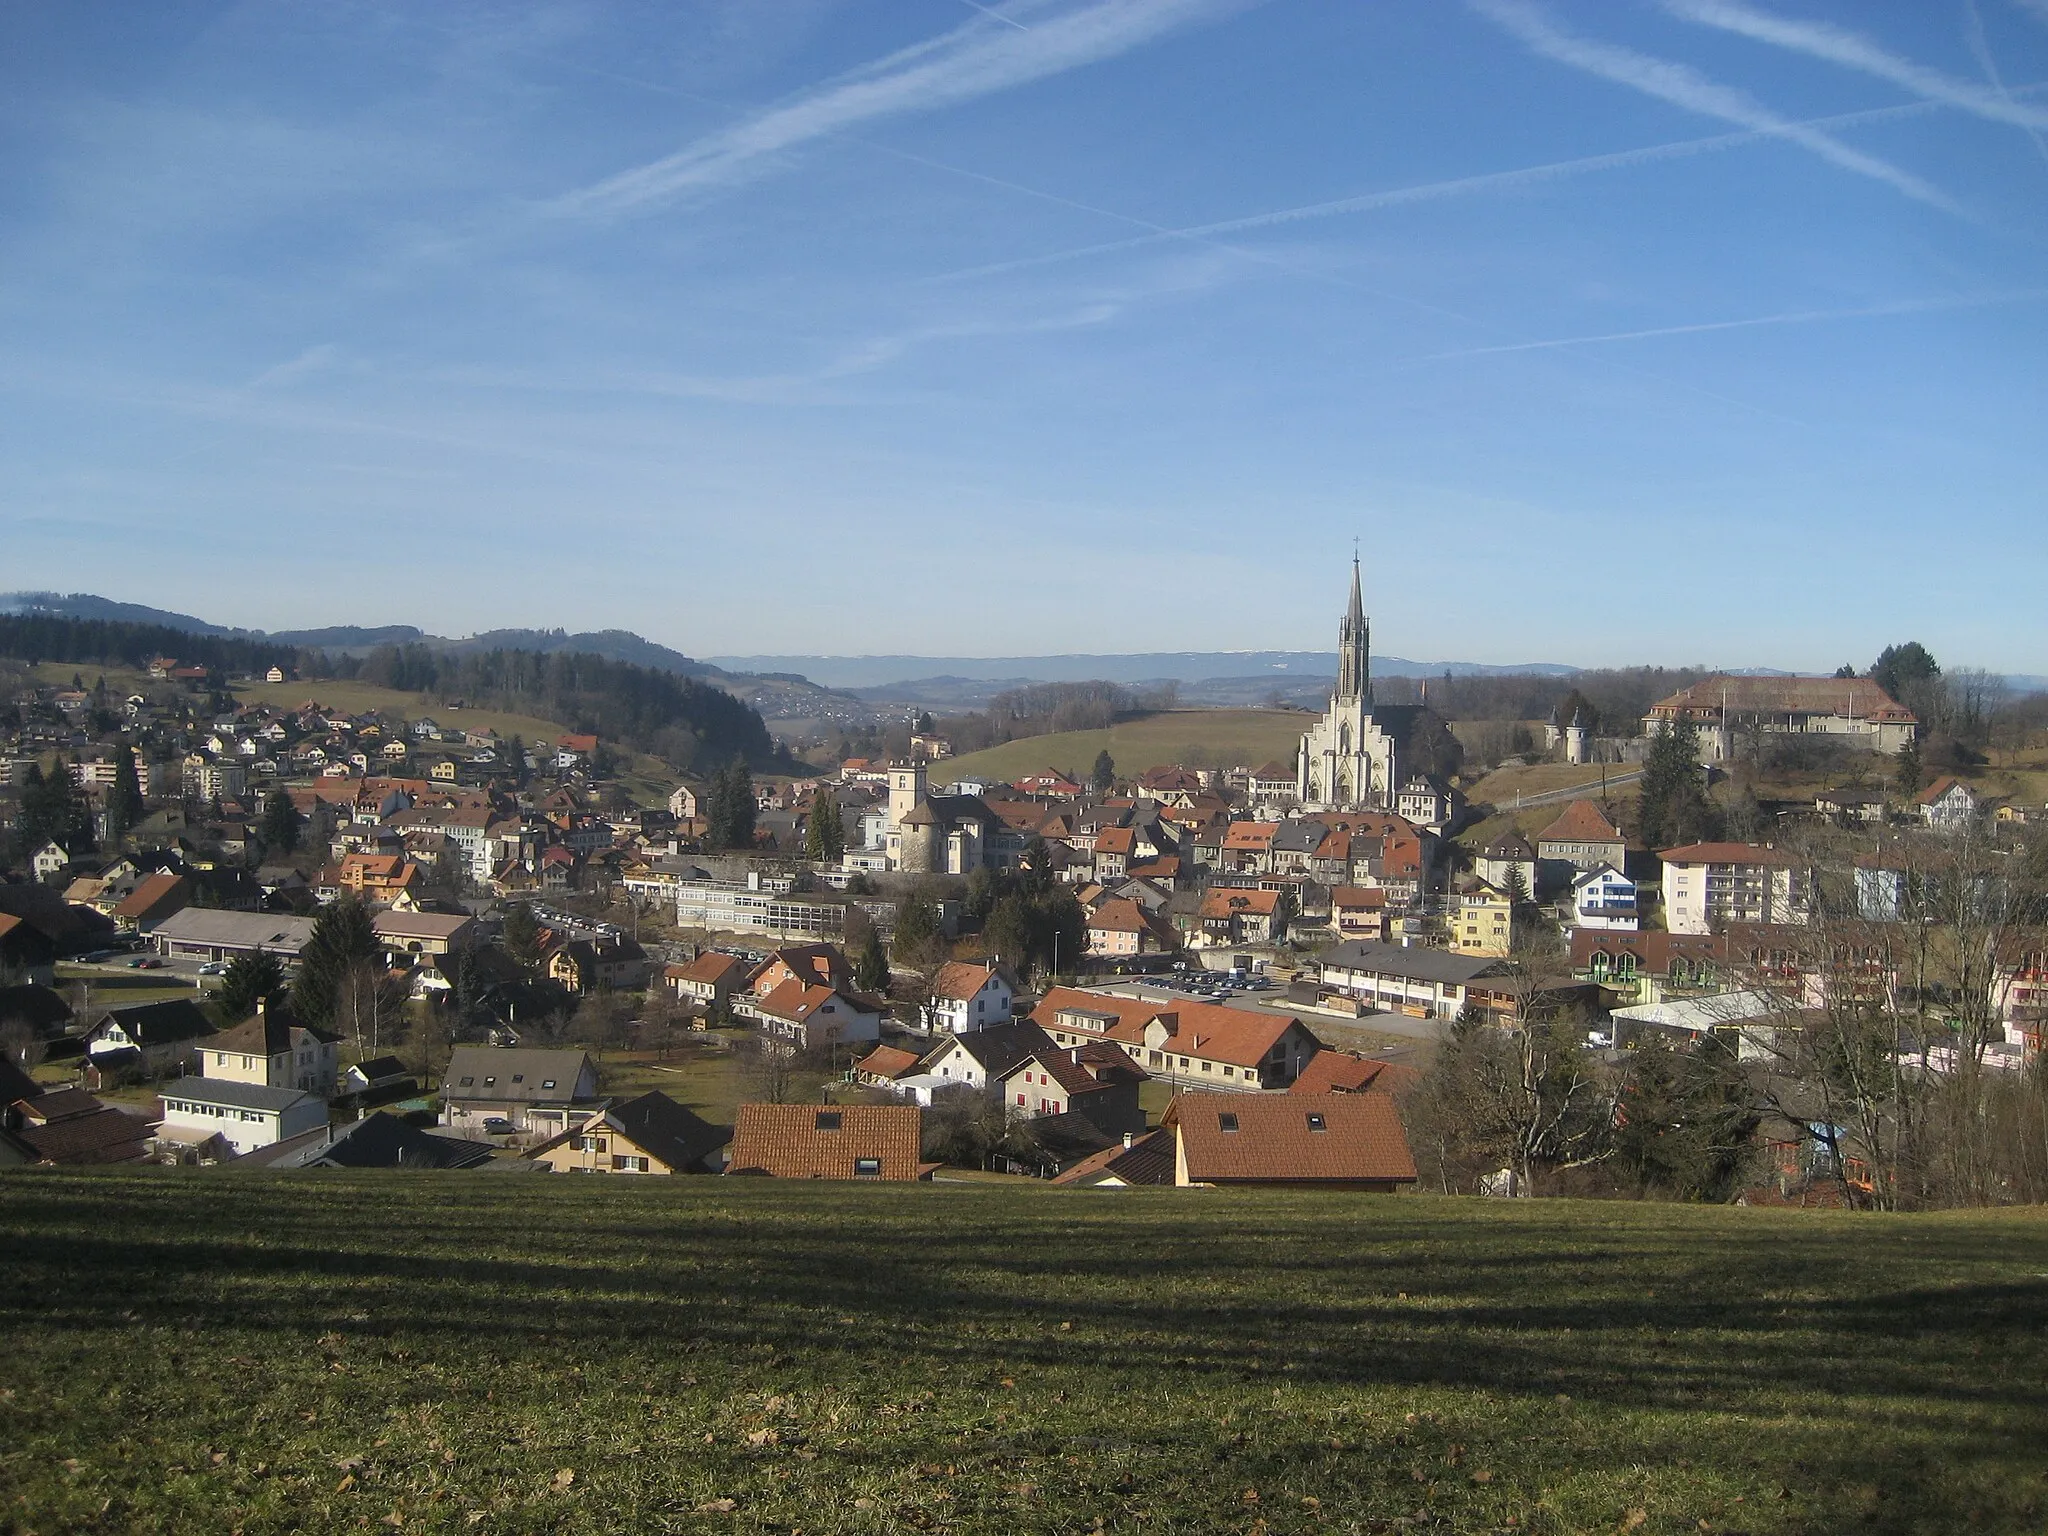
[
  {"xmin": 4, "ymin": 1175, "xmax": 2045, "ymax": 1535},
  {"xmin": 941, "ymin": 709, "xmax": 1307, "ymax": 785}
]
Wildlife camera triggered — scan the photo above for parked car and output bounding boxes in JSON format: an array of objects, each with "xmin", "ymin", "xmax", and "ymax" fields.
[
  {"xmin": 482, "ymin": 1117, "xmax": 515, "ymax": 1136},
  {"xmin": 199, "ymin": 962, "xmax": 228, "ymax": 975},
  {"xmin": 133, "ymin": 957, "xmax": 166, "ymax": 970}
]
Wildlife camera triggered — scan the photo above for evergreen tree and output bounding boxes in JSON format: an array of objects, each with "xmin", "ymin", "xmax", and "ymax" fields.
[
  {"xmin": 1091, "ymin": 750, "xmax": 1115, "ymax": 791},
  {"xmin": 1893, "ymin": 734, "xmax": 1924, "ymax": 799},
  {"xmin": 702, "ymin": 762, "xmax": 733, "ymax": 850},
  {"xmin": 891, "ymin": 886, "xmax": 945, "ymax": 967},
  {"xmin": 721, "ymin": 757, "xmax": 756, "ymax": 851},
  {"xmin": 803, "ymin": 791, "xmax": 844, "ymax": 862},
  {"xmin": 1869, "ymin": 641, "xmax": 1939, "ymax": 701},
  {"xmin": 104, "ymin": 747, "xmax": 142, "ymax": 843},
  {"xmin": 260, "ymin": 789, "xmax": 301, "ymax": 855},
  {"xmin": 214, "ymin": 952, "xmax": 287, "ymax": 1020},
  {"xmin": 1637, "ymin": 721, "xmax": 1722, "ymax": 852},
  {"xmin": 22, "ymin": 757, "xmax": 92, "ymax": 856},
  {"xmin": 292, "ymin": 897, "xmax": 382, "ymax": 1028},
  {"xmin": 854, "ymin": 925, "xmax": 891, "ymax": 994},
  {"xmin": 501, "ymin": 902, "xmax": 544, "ymax": 972}
]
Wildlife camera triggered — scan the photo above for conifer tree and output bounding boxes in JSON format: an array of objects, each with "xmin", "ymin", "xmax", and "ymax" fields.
[
  {"xmin": 1092, "ymin": 750, "xmax": 1115, "ymax": 791},
  {"xmin": 292, "ymin": 897, "xmax": 381, "ymax": 1028},
  {"xmin": 260, "ymin": 789, "xmax": 301, "ymax": 854},
  {"xmin": 854, "ymin": 925, "xmax": 890, "ymax": 994},
  {"xmin": 1637, "ymin": 720, "xmax": 1722, "ymax": 852},
  {"xmin": 104, "ymin": 748, "xmax": 142, "ymax": 843}
]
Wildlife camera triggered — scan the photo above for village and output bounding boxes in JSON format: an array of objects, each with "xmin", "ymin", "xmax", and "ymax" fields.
[{"xmin": 0, "ymin": 574, "xmax": 2040, "ymax": 1205}]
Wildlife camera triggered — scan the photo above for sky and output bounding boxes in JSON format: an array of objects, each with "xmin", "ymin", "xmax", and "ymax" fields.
[{"xmin": 2, "ymin": 0, "xmax": 2045, "ymax": 674}]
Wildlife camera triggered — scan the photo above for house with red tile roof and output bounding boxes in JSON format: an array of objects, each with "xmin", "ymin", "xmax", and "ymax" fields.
[
  {"xmin": 995, "ymin": 1041, "xmax": 1147, "ymax": 1138},
  {"xmin": 743, "ymin": 980, "xmax": 883, "ymax": 1053},
  {"xmin": 1050, "ymin": 1127, "xmax": 1177, "ymax": 1187},
  {"xmin": 1031, "ymin": 987, "xmax": 1323, "ymax": 1091},
  {"xmin": 1288, "ymin": 1050, "xmax": 1420, "ymax": 1097},
  {"xmin": 664, "ymin": 950, "xmax": 751, "ymax": 1010},
  {"xmin": 111, "ymin": 871, "xmax": 189, "ymax": 935},
  {"xmin": 726, "ymin": 1103, "xmax": 927, "ymax": 1180},
  {"xmin": 1084, "ymin": 897, "xmax": 1177, "ymax": 958},
  {"xmin": 923, "ymin": 961, "xmax": 1018, "ymax": 1034},
  {"xmin": 1164, "ymin": 1091, "xmax": 1415, "ymax": 1189},
  {"xmin": 1535, "ymin": 800, "xmax": 1627, "ymax": 890},
  {"xmin": 1196, "ymin": 887, "xmax": 1285, "ymax": 947}
]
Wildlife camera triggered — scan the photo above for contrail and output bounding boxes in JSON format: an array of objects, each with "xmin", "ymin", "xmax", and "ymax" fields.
[
  {"xmin": 958, "ymin": 0, "xmax": 1029, "ymax": 29},
  {"xmin": 1964, "ymin": 0, "xmax": 2048, "ymax": 170},
  {"xmin": 1469, "ymin": 0, "xmax": 1962, "ymax": 214},
  {"xmin": 930, "ymin": 98, "xmax": 1946, "ymax": 284},
  {"xmin": 1421, "ymin": 290, "xmax": 2048, "ymax": 360},
  {"xmin": 1662, "ymin": 0, "xmax": 2048, "ymax": 131},
  {"xmin": 548, "ymin": 0, "xmax": 1249, "ymax": 218}
]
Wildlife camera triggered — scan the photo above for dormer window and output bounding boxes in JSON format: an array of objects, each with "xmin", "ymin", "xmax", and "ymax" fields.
[
  {"xmin": 1306, "ymin": 1113, "xmax": 1327, "ymax": 1132},
  {"xmin": 815, "ymin": 1111, "xmax": 842, "ymax": 1131},
  {"xmin": 1218, "ymin": 1112, "xmax": 1240, "ymax": 1133}
]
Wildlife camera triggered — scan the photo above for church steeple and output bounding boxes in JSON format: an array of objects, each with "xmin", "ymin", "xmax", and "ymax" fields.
[{"xmin": 1336, "ymin": 555, "xmax": 1371, "ymax": 704}]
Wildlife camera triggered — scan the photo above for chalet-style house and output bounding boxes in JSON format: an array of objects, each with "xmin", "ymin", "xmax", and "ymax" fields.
[
  {"xmin": 526, "ymin": 1091, "xmax": 729, "ymax": 1175},
  {"xmin": 1917, "ymin": 776, "xmax": 1980, "ymax": 832},
  {"xmin": 726, "ymin": 1103, "xmax": 927, "ymax": 1180},
  {"xmin": 1163, "ymin": 1092, "xmax": 1416, "ymax": 1190},
  {"xmin": 439, "ymin": 1046, "xmax": 600, "ymax": 1137}
]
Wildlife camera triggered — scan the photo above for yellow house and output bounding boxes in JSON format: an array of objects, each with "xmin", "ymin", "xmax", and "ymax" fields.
[
  {"xmin": 523, "ymin": 1090, "xmax": 728, "ymax": 1174},
  {"xmin": 1450, "ymin": 883, "xmax": 1514, "ymax": 958}
]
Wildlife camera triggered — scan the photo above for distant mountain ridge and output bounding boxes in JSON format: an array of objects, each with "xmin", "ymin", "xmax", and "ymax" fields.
[{"xmin": 710, "ymin": 651, "xmax": 1580, "ymax": 691}]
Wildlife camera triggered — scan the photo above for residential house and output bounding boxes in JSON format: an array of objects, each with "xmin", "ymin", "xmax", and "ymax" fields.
[
  {"xmin": 1196, "ymin": 887, "xmax": 1285, "ymax": 947},
  {"xmin": 1012, "ymin": 769, "xmax": 1083, "ymax": 798},
  {"xmin": 1330, "ymin": 886, "xmax": 1389, "ymax": 942},
  {"xmin": 1395, "ymin": 776, "xmax": 1454, "ymax": 831},
  {"xmin": 1568, "ymin": 929, "xmax": 1727, "ymax": 1005},
  {"xmin": 667, "ymin": 783, "xmax": 702, "ymax": 820},
  {"xmin": 1449, "ymin": 884, "xmax": 1514, "ymax": 958},
  {"xmin": 1917, "ymin": 776, "xmax": 1980, "ymax": 832},
  {"xmin": 157, "ymin": 1078, "xmax": 328, "ymax": 1157},
  {"xmin": 1092, "ymin": 825, "xmax": 1136, "ymax": 881},
  {"xmin": 1245, "ymin": 760, "xmax": 1297, "ymax": 808},
  {"xmin": 1086, "ymin": 897, "xmax": 1178, "ymax": 958},
  {"xmin": 1534, "ymin": 801, "xmax": 1627, "ymax": 893},
  {"xmin": 915, "ymin": 1021, "xmax": 1056, "ymax": 1092},
  {"xmin": 1163, "ymin": 1091, "xmax": 1416, "ymax": 1190},
  {"xmin": 1049, "ymin": 1128, "xmax": 1177, "ymax": 1187},
  {"xmin": 198, "ymin": 998, "xmax": 340, "ymax": 1096},
  {"xmin": 663, "ymin": 950, "xmax": 751, "ymax": 1010},
  {"xmin": 81, "ymin": 999, "xmax": 216, "ymax": 1079},
  {"xmin": 439, "ymin": 1046, "xmax": 601, "ymax": 1137},
  {"xmin": 725, "ymin": 1103, "xmax": 927, "ymax": 1180},
  {"xmin": 995, "ymin": 1042, "xmax": 1147, "ymax": 1138},
  {"xmin": 853, "ymin": 1043, "xmax": 926, "ymax": 1087},
  {"xmin": 544, "ymin": 936, "xmax": 649, "ymax": 994},
  {"xmin": 233, "ymin": 1112, "xmax": 495, "ymax": 1170},
  {"xmin": 111, "ymin": 872, "xmax": 189, "ymax": 935},
  {"xmin": 744, "ymin": 981, "xmax": 882, "ymax": 1053},
  {"xmin": 1474, "ymin": 832, "xmax": 1538, "ymax": 901},
  {"xmin": 1029, "ymin": 987, "xmax": 1322, "ymax": 1092},
  {"xmin": 922, "ymin": 961, "xmax": 1018, "ymax": 1034},
  {"xmin": 0, "ymin": 1084, "xmax": 153, "ymax": 1167},
  {"xmin": 1659, "ymin": 843, "xmax": 1812, "ymax": 936},
  {"xmin": 1570, "ymin": 863, "xmax": 1640, "ymax": 932},
  {"xmin": 1220, "ymin": 820, "xmax": 1279, "ymax": 873},
  {"xmin": 526, "ymin": 1091, "xmax": 729, "ymax": 1175},
  {"xmin": 340, "ymin": 1055, "xmax": 413, "ymax": 1096},
  {"xmin": 1288, "ymin": 1050, "xmax": 1420, "ymax": 1097},
  {"xmin": 0, "ymin": 913, "xmax": 58, "ymax": 984}
]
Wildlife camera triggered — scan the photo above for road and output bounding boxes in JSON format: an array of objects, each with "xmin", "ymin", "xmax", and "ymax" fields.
[{"xmin": 1495, "ymin": 767, "xmax": 1642, "ymax": 811}]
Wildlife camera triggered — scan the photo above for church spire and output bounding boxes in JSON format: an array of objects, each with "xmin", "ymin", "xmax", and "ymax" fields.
[{"xmin": 1336, "ymin": 554, "xmax": 1371, "ymax": 703}]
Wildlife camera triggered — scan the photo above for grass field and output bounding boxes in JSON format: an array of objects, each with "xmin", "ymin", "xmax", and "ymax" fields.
[
  {"xmin": 3, "ymin": 1177, "xmax": 2045, "ymax": 1535},
  {"xmin": 941, "ymin": 710, "xmax": 1307, "ymax": 785}
]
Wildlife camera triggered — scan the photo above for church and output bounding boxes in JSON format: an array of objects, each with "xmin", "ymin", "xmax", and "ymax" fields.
[{"xmin": 1295, "ymin": 559, "xmax": 1423, "ymax": 811}]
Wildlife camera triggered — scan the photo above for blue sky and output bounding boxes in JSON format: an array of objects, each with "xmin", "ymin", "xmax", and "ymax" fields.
[{"xmin": 3, "ymin": 0, "xmax": 2044, "ymax": 672}]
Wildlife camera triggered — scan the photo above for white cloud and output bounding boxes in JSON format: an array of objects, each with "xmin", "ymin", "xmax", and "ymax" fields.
[
  {"xmin": 549, "ymin": 0, "xmax": 1248, "ymax": 218},
  {"xmin": 1662, "ymin": 0, "xmax": 2048, "ymax": 130},
  {"xmin": 1469, "ymin": 0, "xmax": 1962, "ymax": 213}
]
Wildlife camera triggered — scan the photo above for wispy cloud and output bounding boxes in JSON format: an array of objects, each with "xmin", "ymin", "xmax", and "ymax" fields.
[
  {"xmin": 933, "ymin": 98, "xmax": 1946, "ymax": 283},
  {"xmin": 245, "ymin": 344, "xmax": 344, "ymax": 391},
  {"xmin": 548, "ymin": 0, "xmax": 1246, "ymax": 218},
  {"xmin": 1422, "ymin": 289, "xmax": 2048, "ymax": 360},
  {"xmin": 1662, "ymin": 0, "xmax": 2048, "ymax": 130},
  {"xmin": 1468, "ymin": 0, "xmax": 1962, "ymax": 213}
]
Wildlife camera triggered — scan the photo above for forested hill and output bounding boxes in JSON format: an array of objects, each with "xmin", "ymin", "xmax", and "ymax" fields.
[
  {"xmin": 0, "ymin": 614, "xmax": 785, "ymax": 773},
  {"xmin": 339, "ymin": 643, "xmax": 780, "ymax": 770}
]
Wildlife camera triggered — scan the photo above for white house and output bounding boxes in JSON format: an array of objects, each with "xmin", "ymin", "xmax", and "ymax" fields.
[
  {"xmin": 916, "ymin": 1022, "xmax": 1054, "ymax": 1092},
  {"xmin": 921, "ymin": 961, "xmax": 1017, "ymax": 1034},
  {"xmin": 158, "ymin": 1078, "xmax": 328, "ymax": 1157},
  {"xmin": 1917, "ymin": 776, "xmax": 1979, "ymax": 832},
  {"xmin": 1570, "ymin": 863, "xmax": 1640, "ymax": 932}
]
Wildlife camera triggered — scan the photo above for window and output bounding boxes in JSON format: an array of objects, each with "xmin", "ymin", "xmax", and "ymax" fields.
[
  {"xmin": 1218, "ymin": 1112, "xmax": 1240, "ymax": 1133},
  {"xmin": 541, "ymin": 1079, "xmax": 556, "ymax": 1090},
  {"xmin": 814, "ymin": 1111, "xmax": 842, "ymax": 1131},
  {"xmin": 1223, "ymin": 1065, "xmax": 1234, "ymax": 1077},
  {"xmin": 854, "ymin": 1157, "xmax": 882, "ymax": 1178},
  {"xmin": 1306, "ymin": 1113, "xmax": 1327, "ymax": 1132},
  {"xmin": 483, "ymin": 1076, "xmax": 496, "ymax": 1087},
  {"xmin": 511, "ymin": 1074, "xmax": 524, "ymax": 1084}
]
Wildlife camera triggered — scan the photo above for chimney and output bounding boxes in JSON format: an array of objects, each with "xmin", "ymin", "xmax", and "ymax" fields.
[
  {"xmin": 256, "ymin": 995, "xmax": 266, "ymax": 1017},
  {"xmin": 1122, "ymin": 1131, "xmax": 1135, "ymax": 1149}
]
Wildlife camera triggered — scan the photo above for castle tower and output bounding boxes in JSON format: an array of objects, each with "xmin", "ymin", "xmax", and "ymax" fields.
[
  {"xmin": 1336, "ymin": 554, "xmax": 1371, "ymax": 705},
  {"xmin": 888, "ymin": 760, "xmax": 927, "ymax": 828}
]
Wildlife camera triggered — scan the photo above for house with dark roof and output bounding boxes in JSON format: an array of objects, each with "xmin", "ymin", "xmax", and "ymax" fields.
[
  {"xmin": 525, "ymin": 1090, "xmax": 730, "ymax": 1175},
  {"xmin": 439, "ymin": 1046, "xmax": 600, "ymax": 1137},
  {"xmin": 235, "ymin": 1111, "xmax": 496, "ymax": 1170},
  {"xmin": 1050, "ymin": 1128, "xmax": 1177, "ymax": 1187},
  {"xmin": 199, "ymin": 998, "xmax": 340, "ymax": 1096},
  {"xmin": 995, "ymin": 1041, "xmax": 1147, "ymax": 1139},
  {"xmin": 2, "ymin": 1085, "xmax": 154, "ymax": 1167},
  {"xmin": 81, "ymin": 999, "xmax": 217, "ymax": 1078},
  {"xmin": 726, "ymin": 1103, "xmax": 927, "ymax": 1180},
  {"xmin": 1163, "ymin": 1091, "xmax": 1416, "ymax": 1190},
  {"xmin": 915, "ymin": 1021, "xmax": 1056, "ymax": 1092}
]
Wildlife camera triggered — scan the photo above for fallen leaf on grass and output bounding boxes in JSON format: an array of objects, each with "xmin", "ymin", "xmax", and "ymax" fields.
[
  {"xmin": 1470, "ymin": 1470, "xmax": 1493, "ymax": 1484},
  {"xmin": 336, "ymin": 1474, "xmax": 356, "ymax": 1493},
  {"xmin": 693, "ymin": 1497, "xmax": 737, "ymax": 1513},
  {"xmin": 1621, "ymin": 1511, "xmax": 1647, "ymax": 1531},
  {"xmin": 854, "ymin": 1498, "xmax": 877, "ymax": 1510},
  {"xmin": 552, "ymin": 1469, "xmax": 575, "ymax": 1489}
]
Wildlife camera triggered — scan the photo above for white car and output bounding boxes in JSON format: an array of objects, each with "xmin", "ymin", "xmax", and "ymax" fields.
[{"xmin": 199, "ymin": 962, "xmax": 229, "ymax": 975}]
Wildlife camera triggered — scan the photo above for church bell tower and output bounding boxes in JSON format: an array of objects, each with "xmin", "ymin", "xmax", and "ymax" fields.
[{"xmin": 1336, "ymin": 554, "xmax": 1371, "ymax": 705}]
